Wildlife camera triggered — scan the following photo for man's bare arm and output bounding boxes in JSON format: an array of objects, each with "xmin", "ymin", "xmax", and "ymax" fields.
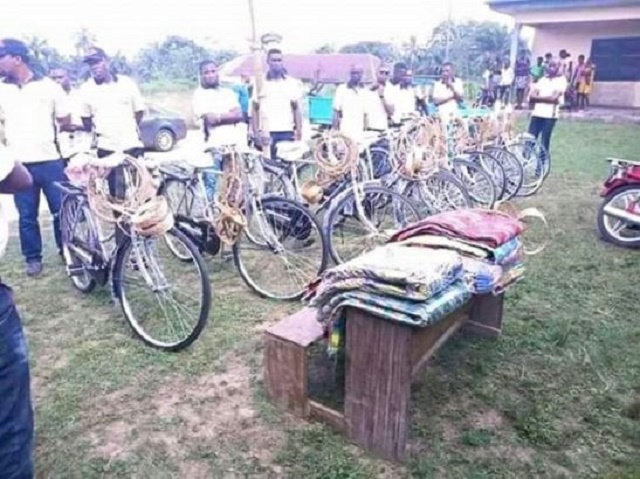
[{"xmin": 0, "ymin": 162, "xmax": 32, "ymax": 194}]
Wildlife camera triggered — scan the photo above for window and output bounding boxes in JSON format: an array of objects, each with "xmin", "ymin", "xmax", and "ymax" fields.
[{"xmin": 591, "ymin": 36, "xmax": 640, "ymax": 82}]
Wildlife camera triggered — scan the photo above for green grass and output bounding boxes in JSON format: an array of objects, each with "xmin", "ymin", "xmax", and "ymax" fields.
[{"xmin": 3, "ymin": 121, "xmax": 640, "ymax": 477}]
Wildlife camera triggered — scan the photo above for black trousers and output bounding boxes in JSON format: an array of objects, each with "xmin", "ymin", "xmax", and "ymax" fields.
[{"xmin": 528, "ymin": 116, "xmax": 557, "ymax": 154}]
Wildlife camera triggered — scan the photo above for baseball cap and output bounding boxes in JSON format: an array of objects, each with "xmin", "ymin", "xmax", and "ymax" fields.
[
  {"xmin": 0, "ymin": 38, "xmax": 30, "ymax": 60},
  {"xmin": 83, "ymin": 46, "xmax": 108, "ymax": 63}
]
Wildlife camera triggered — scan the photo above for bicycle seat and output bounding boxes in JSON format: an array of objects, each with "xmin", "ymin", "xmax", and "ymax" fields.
[{"xmin": 276, "ymin": 141, "xmax": 310, "ymax": 163}]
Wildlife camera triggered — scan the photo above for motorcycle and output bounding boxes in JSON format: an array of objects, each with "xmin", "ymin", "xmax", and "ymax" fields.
[{"xmin": 597, "ymin": 157, "xmax": 640, "ymax": 248}]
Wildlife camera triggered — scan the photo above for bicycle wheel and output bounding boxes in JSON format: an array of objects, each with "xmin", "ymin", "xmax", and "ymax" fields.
[
  {"xmin": 160, "ymin": 178, "xmax": 205, "ymax": 261},
  {"xmin": 509, "ymin": 135, "xmax": 550, "ymax": 197},
  {"xmin": 451, "ymin": 158, "xmax": 497, "ymax": 209},
  {"xmin": 461, "ymin": 151, "xmax": 506, "ymax": 200},
  {"xmin": 325, "ymin": 183, "xmax": 420, "ymax": 264},
  {"xmin": 60, "ymin": 195, "xmax": 97, "ymax": 293},
  {"xmin": 234, "ymin": 196, "xmax": 328, "ymax": 300},
  {"xmin": 482, "ymin": 146, "xmax": 524, "ymax": 200},
  {"xmin": 415, "ymin": 170, "xmax": 472, "ymax": 214},
  {"xmin": 113, "ymin": 227, "xmax": 211, "ymax": 352}
]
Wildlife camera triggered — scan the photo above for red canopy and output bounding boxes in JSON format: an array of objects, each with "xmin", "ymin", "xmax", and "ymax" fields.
[{"xmin": 219, "ymin": 53, "xmax": 381, "ymax": 84}]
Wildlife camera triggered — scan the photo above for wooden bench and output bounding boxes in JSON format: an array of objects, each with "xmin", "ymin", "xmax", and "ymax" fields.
[{"xmin": 263, "ymin": 294, "xmax": 504, "ymax": 462}]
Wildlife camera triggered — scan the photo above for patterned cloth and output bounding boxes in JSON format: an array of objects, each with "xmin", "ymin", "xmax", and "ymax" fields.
[
  {"xmin": 320, "ymin": 244, "xmax": 463, "ymax": 298},
  {"xmin": 309, "ymin": 277, "xmax": 433, "ymax": 307},
  {"xmin": 395, "ymin": 235, "xmax": 490, "ymax": 259},
  {"xmin": 317, "ymin": 281, "xmax": 472, "ymax": 328},
  {"xmin": 389, "ymin": 209, "xmax": 524, "ymax": 249},
  {"xmin": 461, "ymin": 257, "xmax": 503, "ymax": 295}
]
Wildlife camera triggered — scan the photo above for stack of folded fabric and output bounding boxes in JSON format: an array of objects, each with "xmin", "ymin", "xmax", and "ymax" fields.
[
  {"xmin": 304, "ymin": 244, "xmax": 472, "ymax": 352},
  {"xmin": 388, "ymin": 208, "xmax": 526, "ymax": 295}
]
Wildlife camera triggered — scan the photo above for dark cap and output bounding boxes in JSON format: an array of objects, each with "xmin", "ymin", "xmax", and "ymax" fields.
[
  {"xmin": 0, "ymin": 38, "xmax": 30, "ymax": 61},
  {"xmin": 83, "ymin": 46, "xmax": 108, "ymax": 63}
]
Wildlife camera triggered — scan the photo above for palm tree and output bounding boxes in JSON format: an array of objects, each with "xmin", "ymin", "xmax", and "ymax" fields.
[{"xmin": 74, "ymin": 27, "xmax": 96, "ymax": 57}]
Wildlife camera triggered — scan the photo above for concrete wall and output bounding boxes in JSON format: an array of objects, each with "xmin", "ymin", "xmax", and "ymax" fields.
[
  {"xmin": 531, "ymin": 20, "xmax": 640, "ymax": 107},
  {"xmin": 511, "ymin": 4, "xmax": 640, "ymax": 25}
]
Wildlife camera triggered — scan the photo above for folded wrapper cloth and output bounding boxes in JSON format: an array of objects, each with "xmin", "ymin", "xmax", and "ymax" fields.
[
  {"xmin": 389, "ymin": 208, "xmax": 524, "ymax": 249},
  {"xmin": 306, "ymin": 244, "xmax": 471, "ymax": 331}
]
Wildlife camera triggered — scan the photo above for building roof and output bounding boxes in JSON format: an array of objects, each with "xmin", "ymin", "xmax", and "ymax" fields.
[
  {"xmin": 487, "ymin": 0, "xmax": 640, "ymax": 14},
  {"xmin": 219, "ymin": 53, "xmax": 381, "ymax": 84}
]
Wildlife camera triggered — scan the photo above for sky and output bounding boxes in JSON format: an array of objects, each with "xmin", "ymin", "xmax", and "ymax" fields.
[{"xmin": 0, "ymin": 0, "xmax": 513, "ymax": 57}]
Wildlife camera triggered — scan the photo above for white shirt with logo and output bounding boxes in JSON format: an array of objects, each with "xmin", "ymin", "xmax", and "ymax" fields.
[
  {"xmin": 253, "ymin": 75, "xmax": 303, "ymax": 133},
  {"xmin": 333, "ymin": 83, "xmax": 367, "ymax": 142},
  {"xmin": 192, "ymin": 86, "xmax": 245, "ymax": 147},
  {"xmin": 432, "ymin": 78, "xmax": 464, "ymax": 121},
  {"xmin": 0, "ymin": 77, "xmax": 70, "ymax": 163},
  {"xmin": 79, "ymin": 74, "xmax": 145, "ymax": 151},
  {"xmin": 532, "ymin": 76, "xmax": 568, "ymax": 119},
  {"xmin": 384, "ymin": 83, "xmax": 417, "ymax": 124}
]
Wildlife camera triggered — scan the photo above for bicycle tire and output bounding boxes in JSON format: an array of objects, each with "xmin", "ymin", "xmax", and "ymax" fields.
[
  {"xmin": 324, "ymin": 183, "xmax": 420, "ymax": 265},
  {"xmin": 113, "ymin": 227, "xmax": 211, "ymax": 352},
  {"xmin": 482, "ymin": 146, "xmax": 524, "ymax": 201},
  {"xmin": 450, "ymin": 158, "xmax": 497, "ymax": 209},
  {"xmin": 464, "ymin": 150, "xmax": 507, "ymax": 200},
  {"xmin": 60, "ymin": 195, "xmax": 97, "ymax": 293},
  {"xmin": 233, "ymin": 196, "xmax": 328, "ymax": 300},
  {"xmin": 415, "ymin": 170, "xmax": 472, "ymax": 213}
]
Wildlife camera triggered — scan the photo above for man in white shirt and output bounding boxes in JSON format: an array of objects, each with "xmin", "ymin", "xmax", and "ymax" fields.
[
  {"xmin": 192, "ymin": 60, "xmax": 244, "ymax": 200},
  {"xmin": 383, "ymin": 63, "xmax": 417, "ymax": 125},
  {"xmin": 49, "ymin": 67, "xmax": 92, "ymax": 161},
  {"xmin": 0, "ymin": 146, "xmax": 34, "ymax": 478},
  {"xmin": 365, "ymin": 66, "xmax": 391, "ymax": 131},
  {"xmin": 332, "ymin": 65, "xmax": 366, "ymax": 143},
  {"xmin": 499, "ymin": 60, "xmax": 514, "ymax": 104},
  {"xmin": 79, "ymin": 46, "xmax": 146, "ymax": 248},
  {"xmin": 431, "ymin": 62, "xmax": 464, "ymax": 122},
  {"xmin": 529, "ymin": 58, "xmax": 568, "ymax": 156},
  {"xmin": 79, "ymin": 47, "xmax": 145, "ymax": 159},
  {"xmin": 0, "ymin": 38, "xmax": 71, "ymax": 277},
  {"xmin": 251, "ymin": 49, "xmax": 303, "ymax": 159}
]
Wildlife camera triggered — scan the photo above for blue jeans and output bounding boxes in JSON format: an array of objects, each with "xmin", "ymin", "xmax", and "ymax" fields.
[
  {"xmin": 13, "ymin": 160, "xmax": 67, "ymax": 263},
  {"xmin": 203, "ymin": 151, "xmax": 224, "ymax": 202},
  {"xmin": 0, "ymin": 283, "xmax": 34, "ymax": 479}
]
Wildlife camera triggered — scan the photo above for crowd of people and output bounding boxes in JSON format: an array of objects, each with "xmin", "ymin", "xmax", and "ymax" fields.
[
  {"xmin": 481, "ymin": 49, "xmax": 596, "ymax": 112},
  {"xmin": 0, "ymin": 35, "xmax": 578, "ymax": 476}
]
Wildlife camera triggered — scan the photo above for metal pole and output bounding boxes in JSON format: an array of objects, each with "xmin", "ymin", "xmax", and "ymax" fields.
[{"xmin": 248, "ymin": 0, "xmax": 265, "ymax": 133}]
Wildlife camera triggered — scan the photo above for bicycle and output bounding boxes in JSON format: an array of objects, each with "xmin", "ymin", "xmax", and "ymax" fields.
[
  {"xmin": 57, "ymin": 153, "xmax": 211, "ymax": 351},
  {"xmin": 158, "ymin": 146, "xmax": 328, "ymax": 300}
]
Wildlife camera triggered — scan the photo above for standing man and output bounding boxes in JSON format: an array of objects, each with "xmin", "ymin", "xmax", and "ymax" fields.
[
  {"xmin": 49, "ymin": 67, "xmax": 91, "ymax": 161},
  {"xmin": 0, "ymin": 38, "xmax": 71, "ymax": 277},
  {"xmin": 514, "ymin": 53, "xmax": 531, "ymax": 110},
  {"xmin": 251, "ymin": 48, "xmax": 303, "ymax": 159},
  {"xmin": 431, "ymin": 62, "xmax": 464, "ymax": 122},
  {"xmin": 383, "ymin": 63, "xmax": 417, "ymax": 125},
  {"xmin": 79, "ymin": 47, "xmax": 145, "ymax": 159},
  {"xmin": 364, "ymin": 66, "xmax": 391, "ymax": 131},
  {"xmin": 192, "ymin": 60, "xmax": 244, "ymax": 200},
  {"xmin": 528, "ymin": 58, "xmax": 567, "ymax": 155},
  {"xmin": 499, "ymin": 59, "xmax": 514, "ymax": 104},
  {"xmin": 0, "ymin": 148, "xmax": 34, "ymax": 479},
  {"xmin": 332, "ymin": 65, "xmax": 366, "ymax": 143}
]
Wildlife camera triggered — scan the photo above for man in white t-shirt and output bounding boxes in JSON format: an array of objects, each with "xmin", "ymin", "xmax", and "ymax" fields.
[
  {"xmin": 529, "ymin": 58, "xmax": 568, "ymax": 156},
  {"xmin": 383, "ymin": 63, "xmax": 417, "ymax": 125},
  {"xmin": 79, "ymin": 46, "xmax": 146, "ymax": 248},
  {"xmin": 79, "ymin": 47, "xmax": 145, "ymax": 159},
  {"xmin": 192, "ymin": 60, "xmax": 244, "ymax": 200},
  {"xmin": 0, "ymin": 38, "xmax": 71, "ymax": 276},
  {"xmin": 364, "ymin": 66, "xmax": 391, "ymax": 132},
  {"xmin": 431, "ymin": 62, "xmax": 464, "ymax": 122},
  {"xmin": 332, "ymin": 65, "xmax": 367, "ymax": 143},
  {"xmin": 251, "ymin": 48, "xmax": 303, "ymax": 159},
  {"xmin": 49, "ymin": 67, "xmax": 92, "ymax": 161},
  {"xmin": 499, "ymin": 60, "xmax": 514, "ymax": 104},
  {"xmin": 0, "ymin": 146, "xmax": 34, "ymax": 479}
]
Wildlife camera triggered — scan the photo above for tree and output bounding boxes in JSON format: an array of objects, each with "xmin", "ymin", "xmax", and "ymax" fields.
[
  {"xmin": 314, "ymin": 44, "xmax": 335, "ymax": 54},
  {"xmin": 339, "ymin": 41, "xmax": 399, "ymax": 64},
  {"xmin": 134, "ymin": 36, "xmax": 237, "ymax": 84},
  {"xmin": 74, "ymin": 27, "xmax": 97, "ymax": 57}
]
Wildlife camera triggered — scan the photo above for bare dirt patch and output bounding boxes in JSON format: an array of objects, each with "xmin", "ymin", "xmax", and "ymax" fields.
[
  {"xmin": 83, "ymin": 355, "xmax": 285, "ymax": 474},
  {"xmin": 471, "ymin": 409, "xmax": 505, "ymax": 431}
]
